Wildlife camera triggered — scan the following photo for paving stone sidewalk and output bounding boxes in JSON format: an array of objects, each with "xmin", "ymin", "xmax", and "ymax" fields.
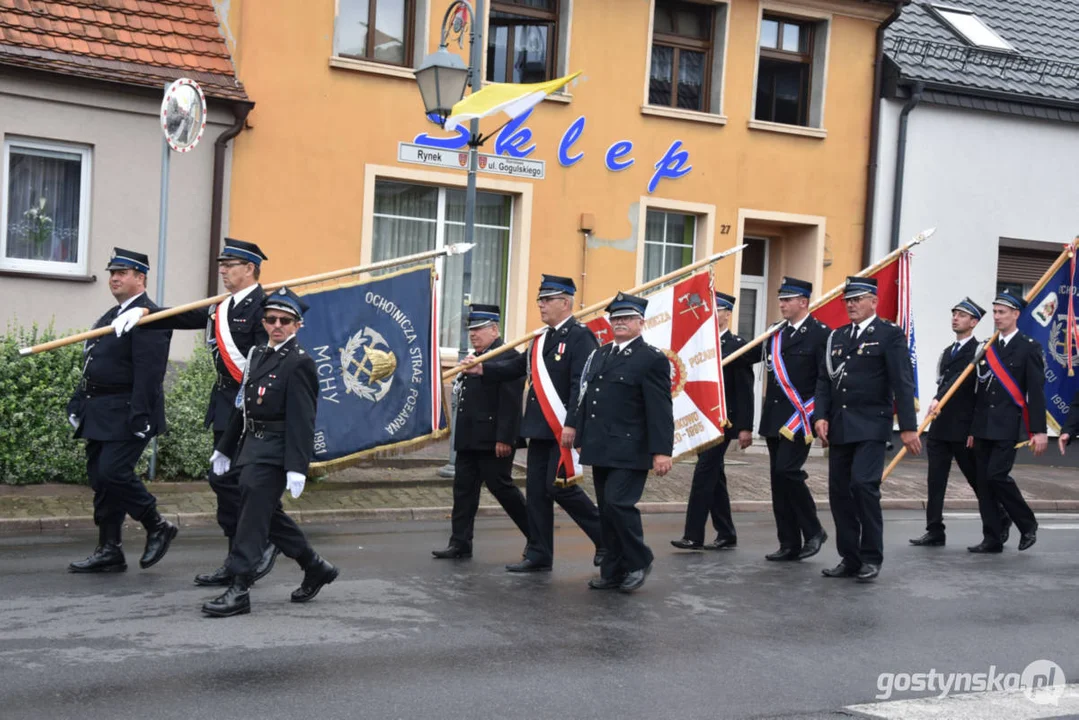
[{"xmin": 2, "ymin": 439, "xmax": 1077, "ymax": 533}]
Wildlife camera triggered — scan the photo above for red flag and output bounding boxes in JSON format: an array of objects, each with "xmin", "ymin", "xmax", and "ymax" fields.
[{"xmin": 811, "ymin": 259, "xmax": 901, "ymax": 328}]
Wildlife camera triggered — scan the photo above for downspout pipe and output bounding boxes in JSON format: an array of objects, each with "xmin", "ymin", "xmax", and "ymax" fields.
[
  {"xmin": 889, "ymin": 81, "xmax": 924, "ymax": 251},
  {"xmin": 861, "ymin": 1, "xmax": 908, "ymax": 267},
  {"xmin": 207, "ymin": 101, "xmax": 254, "ymax": 296}
]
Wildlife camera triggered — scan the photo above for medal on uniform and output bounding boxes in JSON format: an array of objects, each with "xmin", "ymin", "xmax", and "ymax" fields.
[
  {"xmin": 257, "ymin": 386, "xmax": 266, "ymax": 405},
  {"xmin": 555, "ymin": 342, "xmax": 565, "ymax": 361}
]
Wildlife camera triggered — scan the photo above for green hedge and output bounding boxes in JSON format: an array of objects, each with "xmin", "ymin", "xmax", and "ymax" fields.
[{"xmin": 0, "ymin": 325, "xmax": 217, "ymax": 485}]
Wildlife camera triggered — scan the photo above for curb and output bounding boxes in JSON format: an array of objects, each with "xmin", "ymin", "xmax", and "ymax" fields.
[{"xmin": 3, "ymin": 499, "xmax": 1077, "ymax": 535}]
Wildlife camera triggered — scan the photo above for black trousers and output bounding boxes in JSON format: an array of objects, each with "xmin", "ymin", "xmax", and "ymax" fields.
[
  {"xmin": 925, "ymin": 437, "xmax": 1009, "ymax": 534},
  {"xmin": 209, "ymin": 429, "xmax": 243, "ymax": 538},
  {"xmin": 523, "ymin": 439, "xmax": 603, "ymax": 565},
  {"xmin": 682, "ymin": 439, "xmax": 735, "ymax": 544},
  {"xmin": 226, "ymin": 463, "xmax": 315, "ymax": 577},
  {"xmin": 450, "ymin": 449, "xmax": 530, "ymax": 550},
  {"xmin": 766, "ymin": 436, "xmax": 821, "ymax": 550},
  {"xmin": 972, "ymin": 438, "xmax": 1037, "ymax": 542},
  {"xmin": 828, "ymin": 441, "xmax": 886, "ymax": 568},
  {"xmin": 594, "ymin": 466, "xmax": 653, "ymax": 579},
  {"xmin": 86, "ymin": 438, "xmax": 155, "ymax": 527}
]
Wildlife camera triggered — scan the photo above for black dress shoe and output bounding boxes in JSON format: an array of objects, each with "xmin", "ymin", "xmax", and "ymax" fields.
[
  {"xmin": 139, "ymin": 516, "xmax": 178, "ymax": 569},
  {"xmin": 69, "ymin": 542, "xmax": 127, "ymax": 573},
  {"xmin": 1000, "ymin": 519, "xmax": 1013, "ymax": 545},
  {"xmin": 593, "ymin": 549, "xmax": 607, "ymax": 567},
  {"xmin": 856, "ymin": 564, "xmax": 880, "ymax": 583},
  {"xmin": 202, "ymin": 576, "xmax": 251, "ymax": 618},
  {"xmin": 967, "ymin": 540, "xmax": 1004, "ymax": 553},
  {"xmin": 253, "ymin": 544, "xmax": 281, "ymax": 582},
  {"xmin": 432, "ymin": 544, "xmax": 473, "ymax": 559},
  {"xmin": 670, "ymin": 538, "xmax": 704, "ymax": 550},
  {"xmin": 704, "ymin": 536, "xmax": 737, "ymax": 550},
  {"xmin": 587, "ymin": 575, "xmax": 625, "ymax": 590},
  {"xmin": 291, "ymin": 555, "xmax": 339, "ymax": 603},
  {"xmin": 797, "ymin": 531, "xmax": 828, "ymax": 560},
  {"xmin": 506, "ymin": 558, "xmax": 552, "ymax": 573},
  {"xmin": 619, "ymin": 564, "xmax": 652, "ymax": 593},
  {"xmin": 821, "ymin": 561, "xmax": 860, "ymax": 578},
  {"xmin": 909, "ymin": 532, "xmax": 946, "ymax": 547},
  {"xmin": 194, "ymin": 562, "xmax": 231, "ymax": 587},
  {"xmin": 1018, "ymin": 529, "xmax": 1037, "ymax": 551},
  {"xmin": 766, "ymin": 546, "xmax": 798, "ymax": 561}
]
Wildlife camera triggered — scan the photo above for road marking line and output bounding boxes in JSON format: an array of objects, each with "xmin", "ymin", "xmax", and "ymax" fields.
[{"xmin": 847, "ymin": 684, "xmax": 1079, "ymax": 719}]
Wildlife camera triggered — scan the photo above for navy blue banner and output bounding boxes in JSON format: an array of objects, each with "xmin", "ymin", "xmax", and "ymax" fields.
[
  {"xmin": 1018, "ymin": 256, "xmax": 1079, "ymax": 433},
  {"xmin": 298, "ymin": 265, "xmax": 447, "ymax": 466}
]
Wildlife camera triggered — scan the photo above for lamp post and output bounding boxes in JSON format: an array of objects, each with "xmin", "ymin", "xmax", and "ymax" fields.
[{"xmin": 415, "ymin": 0, "xmax": 484, "ymax": 477}]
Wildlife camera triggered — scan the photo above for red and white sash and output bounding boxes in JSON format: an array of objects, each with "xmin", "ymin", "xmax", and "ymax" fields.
[
  {"xmin": 530, "ymin": 330, "xmax": 582, "ymax": 483},
  {"xmin": 214, "ymin": 299, "xmax": 246, "ymax": 383}
]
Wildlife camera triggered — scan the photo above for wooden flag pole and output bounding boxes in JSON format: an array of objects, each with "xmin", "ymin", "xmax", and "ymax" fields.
[
  {"xmin": 881, "ymin": 237, "xmax": 1079, "ymax": 481},
  {"xmin": 441, "ymin": 243, "xmax": 747, "ymax": 381},
  {"xmin": 19, "ymin": 243, "xmax": 477, "ymax": 357},
  {"xmin": 721, "ymin": 227, "xmax": 937, "ymax": 368}
]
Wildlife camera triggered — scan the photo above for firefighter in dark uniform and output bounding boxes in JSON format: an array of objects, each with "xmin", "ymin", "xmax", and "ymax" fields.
[
  {"xmin": 201, "ymin": 287, "xmax": 338, "ymax": 617},
  {"xmin": 672, "ymin": 291, "xmax": 753, "ymax": 551},
  {"xmin": 463, "ymin": 275, "xmax": 604, "ymax": 572},
  {"xmin": 815, "ymin": 276, "xmax": 920, "ymax": 582},
  {"xmin": 577, "ymin": 292, "xmax": 673, "ymax": 592},
  {"xmin": 432, "ymin": 304, "xmax": 530, "ymax": 559},
  {"xmin": 911, "ymin": 298, "xmax": 1010, "ymax": 546},
  {"xmin": 67, "ymin": 248, "xmax": 177, "ymax": 573},
  {"xmin": 966, "ymin": 289, "xmax": 1045, "ymax": 554},
  {"xmin": 112, "ymin": 238, "xmax": 280, "ymax": 585},
  {"xmin": 759, "ymin": 277, "xmax": 830, "ymax": 561},
  {"xmin": 1057, "ymin": 391, "xmax": 1079, "ymax": 454}
]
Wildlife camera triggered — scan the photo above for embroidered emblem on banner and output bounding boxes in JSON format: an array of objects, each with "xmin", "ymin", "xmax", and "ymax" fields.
[{"xmin": 340, "ymin": 327, "xmax": 397, "ymax": 401}]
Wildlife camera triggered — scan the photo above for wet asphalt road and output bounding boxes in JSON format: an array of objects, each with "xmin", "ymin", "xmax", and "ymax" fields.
[{"xmin": 0, "ymin": 510, "xmax": 1076, "ymax": 720}]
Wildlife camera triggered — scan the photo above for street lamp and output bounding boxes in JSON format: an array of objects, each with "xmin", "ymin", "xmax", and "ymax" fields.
[{"xmin": 415, "ymin": 0, "xmax": 485, "ymax": 478}]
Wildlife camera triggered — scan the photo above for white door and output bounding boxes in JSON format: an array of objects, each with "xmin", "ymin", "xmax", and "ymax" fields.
[{"xmin": 738, "ymin": 237, "xmax": 769, "ymax": 431}]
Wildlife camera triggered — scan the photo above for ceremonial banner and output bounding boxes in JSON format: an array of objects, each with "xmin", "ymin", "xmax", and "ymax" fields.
[
  {"xmin": 811, "ymin": 251, "xmax": 919, "ymax": 403},
  {"xmin": 298, "ymin": 265, "xmax": 447, "ymax": 468},
  {"xmin": 1018, "ymin": 250, "xmax": 1079, "ymax": 434},
  {"xmin": 586, "ymin": 270, "xmax": 727, "ymax": 459}
]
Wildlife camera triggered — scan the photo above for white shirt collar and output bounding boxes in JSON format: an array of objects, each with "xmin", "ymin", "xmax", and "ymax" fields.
[
  {"xmin": 1000, "ymin": 328, "xmax": 1019, "ymax": 346},
  {"xmin": 231, "ymin": 282, "xmax": 260, "ymax": 305},
  {"xmin": 615, "ymin": 336, "xmax": 641, "ymax": 353},
  {"xmin": 955, "ymin": 335, "xmax": 974, "ymax": 349},
  {"xmin": 268, "ymin": 333, "xmax": 296, "ymax": 351},
  {"xmin": 855, "ymin": 315, "xmax": 877, "ymax": 334},
  {"xmin": 788, "ymin": 314, "xmax": 809, "ymax": 332},
  {"xmin": 551, "ymin": 315, "xmax": 572, "ymax": 332},
  {"xmin": 118, "ymin": 291, "xmax": 144, "ymax": 313},
  {"xmin": 719, "ymin": 328, "xmax": 729, "ymax": 339}
]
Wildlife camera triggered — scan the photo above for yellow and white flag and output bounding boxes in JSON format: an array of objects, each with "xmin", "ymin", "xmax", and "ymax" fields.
[{"xmin": 443, "ymin": 72, "xmax": 581, "ymax": 132}]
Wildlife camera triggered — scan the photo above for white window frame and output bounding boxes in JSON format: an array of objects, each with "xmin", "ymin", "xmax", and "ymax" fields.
[
  {"xmin": 643, "ymin": 209, "xmax": 698, "ymax": 282},
  {"xmin": 634, "ymin": 197, "xmax": 715, "ymax": 284},
  {"xmin": 931, "ymin": 5, "xmax": 1014, "ymax": 51},
  {"xmin": 1, "ymin": 137, "xmax": 92, "ymax": 277},
  {"xmin": 748, "ymin": 2, "xmax": 831, "ymax": 138},
  {"xmin": 371, "ymin": 180, "xmax": 515, "ymax": 355},
  {"xmin": 329, "ymin": 0, "xmax": 431, "ymax": 80},
  {"xmin": 640, "ymin": 0, "xmax": 731, "ymax": 124}
]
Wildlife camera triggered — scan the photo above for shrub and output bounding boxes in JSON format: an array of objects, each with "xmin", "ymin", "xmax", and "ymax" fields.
[{"xmin": 153, "ymin": 345, "xmax": 215, "ymax": 480}]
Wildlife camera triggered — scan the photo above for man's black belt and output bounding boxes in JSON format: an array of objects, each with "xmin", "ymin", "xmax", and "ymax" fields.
[
  {"xmin": 81, "ymin": 381, "xmax": 132, "ymax": 395},
  {"xmin": 216, "ymin": 373, "xmax": 241, "ymax": 390},
  {"xmin": 244, "ymin": 419, "xmax": 286, "ymax": 434}
]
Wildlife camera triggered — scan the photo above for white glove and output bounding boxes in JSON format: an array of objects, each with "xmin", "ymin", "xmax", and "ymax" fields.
[
  {"xmin": 112, "ymin": 307, "xmax": 145, "ymax": 336},
  {"xmin": 286, "ymin": 471, "xmax": 306, "ymax": 499},
  {"xmin": 68, "ymin": 413, "xmax": 81, "ymax": 430},
  {"xmin": 133, "ymin": 423, "xmax": 150, "ymax": 439},
  {"xmin": 210, "ymin": 450, "xmax": 231, "ymax": 476}
]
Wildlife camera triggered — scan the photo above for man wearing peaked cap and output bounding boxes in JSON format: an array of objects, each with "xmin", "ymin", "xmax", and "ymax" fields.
[
  {"xmin": 815, "ymin": 275, "xmax": 919, "ymax": 583},
  {"xmin": 759, "ymin": 276, "xmax": 831, "ymax": 563},
  {"xmin": 67, "ymin": 248, "xmax": 177, "ymax": 574},
  {"xmin": 577, "ymin": 292, "xmax": 674, "ymax": 592},
  {"xmin": 203, "ymin": 286, "xmax": 339, "ymax": 616},
  {"xmin": 110, "ymin": 237, "xmax": 281, "ymax": 587},
  {"xmin": 673, "ymin": 291, "xmax": 754, "ymax": 552},
  {"xmin": 463, "ymin": 273, "xmax": 606, "ymax": 573},
  {"xmin": 432, "ymin": 304, "xmax": 530, "ymax": 560},
  {"xmin": 965, "ymin": 288, "xmax": 1045, "ymax": 554},
  {"xmin": 911, "ymin": 297, "xmax": 1010, "ymax": 547}
]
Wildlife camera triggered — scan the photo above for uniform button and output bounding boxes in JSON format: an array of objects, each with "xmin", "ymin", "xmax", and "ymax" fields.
[
  {"xmin": 842, "ymin": 405, "xmax": 847, "ymax": 409},
  {"xmin": 592, "ymin": 401, "xmax": 597, "ymax": 405},
  {"xmin": 591, "ymin": 414, "xmax": 595, "ymax": 418}
]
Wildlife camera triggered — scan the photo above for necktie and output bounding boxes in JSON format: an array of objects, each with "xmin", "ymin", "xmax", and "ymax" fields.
[
  {"xmin": 851, "ymin": 325, "xmax": 860, "ymax": 344},
  {"xmin": 951, "ymin": 342, "xmax": 960, "ymax": 357}
]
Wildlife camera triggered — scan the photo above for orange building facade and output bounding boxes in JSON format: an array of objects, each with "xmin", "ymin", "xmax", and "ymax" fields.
[{"xmin": 220, "ymin": 0, "xmax": 896, "ymax": 359}]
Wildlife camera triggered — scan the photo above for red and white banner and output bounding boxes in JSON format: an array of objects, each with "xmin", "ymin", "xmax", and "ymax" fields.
[{"xmin": 587, "ymin": 270, "xmax": 727, "ymax": 458}]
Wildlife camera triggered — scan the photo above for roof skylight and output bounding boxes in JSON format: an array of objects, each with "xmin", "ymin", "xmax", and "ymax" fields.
[{"xmin": 932, "ymin": 6, "xmax": 1015, "ymax": 51}]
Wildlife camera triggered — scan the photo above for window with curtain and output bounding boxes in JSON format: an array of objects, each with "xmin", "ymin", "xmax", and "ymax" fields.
[
  {"xmin": 334, "ymin": 0, "xmax": 416, "ymax": 67},
  {"xmin": 648, "ymin": 0, "xmax": 715, "ymax": 112},
  {"xmin": 486, "ymin": 0, "xmax": 559, "ymax": 84},
  {"xmin": 755, "ymin": 15, "xmax": 815, "ymax": 126},
  {"xmin": 643, "ymin": 209, "xmax": 696, "ymax": 282},
  {"xmin": 2, "ymin": 138, "xmax": 91, "ymax": 275},
  {"xmin": 373, "ymin": 180, "xmax": 513, "ymax": 353}
]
